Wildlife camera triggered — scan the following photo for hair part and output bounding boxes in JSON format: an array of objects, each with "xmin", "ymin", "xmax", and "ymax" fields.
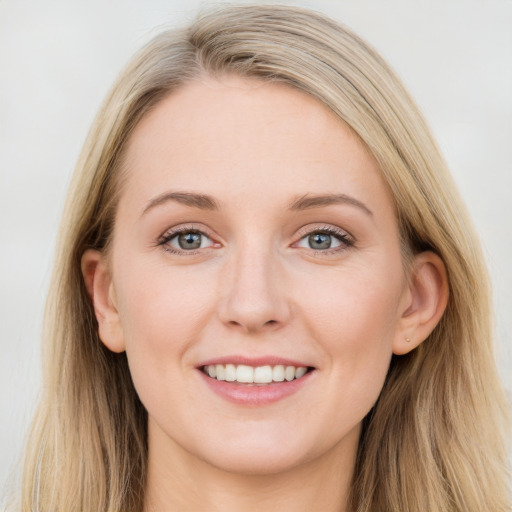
[{"xmin": 17, "ymin": 4, "xmax": 510, "ymax": 511}]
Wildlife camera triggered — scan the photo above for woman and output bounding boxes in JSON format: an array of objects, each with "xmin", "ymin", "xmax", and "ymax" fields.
[{"xmin": 17, "ymin": 4, "xmax": 510, "ymax": 511}]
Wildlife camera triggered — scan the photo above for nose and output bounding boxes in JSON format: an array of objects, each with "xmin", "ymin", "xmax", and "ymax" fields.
[{"xmin": 217, "ymin": 243, "xmax": 291, "ymax": 333}]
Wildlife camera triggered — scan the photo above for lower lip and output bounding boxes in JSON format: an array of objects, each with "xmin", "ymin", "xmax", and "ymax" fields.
[{"xmin": 198, "ymin": 369, "xmax": 315, "ymax": 406}]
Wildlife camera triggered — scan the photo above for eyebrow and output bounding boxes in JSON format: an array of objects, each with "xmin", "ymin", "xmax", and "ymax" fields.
[
  {"xmin": 142, "ymin": 191, "xmax": 219, "ymax": 216},
  {"xmin": 288, "ymin": 193, "xmax": 373, "ymax": 216},
  {"xmin": 141, "ymin": 190, "xmax": 373, "ymax": 217}
]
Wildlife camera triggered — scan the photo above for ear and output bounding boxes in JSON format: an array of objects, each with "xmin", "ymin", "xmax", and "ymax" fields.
[
  {"xmin": 81, "ymin": 249, "xmax": 126, "ymax": 353},
  {"xmin": 393, "ymin": 251, "xmax": 449, "ymax": 355}
]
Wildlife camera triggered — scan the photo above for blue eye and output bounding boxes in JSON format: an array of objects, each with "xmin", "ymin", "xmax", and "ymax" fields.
[
  {"xmin": 165, "ymin": 230, "xmax": 214, "ymax": 251},
  {"xmin": 295, "ymin": 229, "xmax": 351, "ymax": 251},
  {"xmin": 308, "ymin": 233, "xmax": 336, "ymax": 250}
]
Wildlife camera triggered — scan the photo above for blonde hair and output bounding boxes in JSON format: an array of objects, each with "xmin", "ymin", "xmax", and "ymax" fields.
[{"xmin": 18, "ymin": 4, "xmax": 510, "ymax": 511}]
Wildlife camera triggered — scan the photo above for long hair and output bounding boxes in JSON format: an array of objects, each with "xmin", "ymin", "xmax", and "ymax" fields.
[{"xmin": 19, "ymin": 4, "xmax": 510, "ymax": 511}]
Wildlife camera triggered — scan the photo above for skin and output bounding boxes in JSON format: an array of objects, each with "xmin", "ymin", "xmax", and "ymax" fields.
[{"xmin": 83, "ymin": 75, "xmax": 448, "ymax": 512}]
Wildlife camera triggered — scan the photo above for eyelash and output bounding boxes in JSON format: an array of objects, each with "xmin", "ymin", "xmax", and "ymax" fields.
[
  {"xmin": 293, "ymin": 225, "xmax": 355, "ymax": 256},
  {"xmin": 157, "ymin": 224, "xmax": 355, "ymax": 256},
  {"xmin": 157, "ymin": 225, "xmax": 217, "ymax": 255}
]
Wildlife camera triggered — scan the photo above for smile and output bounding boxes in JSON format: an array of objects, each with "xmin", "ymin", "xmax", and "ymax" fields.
[
  {"xmin": 202, "ymin": 364, "xmax": 310, "ymax": 384},
  {"xmin": 198, "ymin": 360, "xmax": 316, "ymax": 406}
]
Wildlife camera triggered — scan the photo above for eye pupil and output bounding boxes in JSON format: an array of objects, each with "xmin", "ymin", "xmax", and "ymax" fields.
[
  {"xmin": 309, "ymin": 233, "xmax": 331, "ymax": 250},
  {"xmin": 178, "ymin": 232, "xmax": 202, "ymax": 250}
]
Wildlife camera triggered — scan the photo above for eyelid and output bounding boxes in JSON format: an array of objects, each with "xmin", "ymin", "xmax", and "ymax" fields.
[
  {"xmin": 294, "ymin": 223, "xmax": 354, "ymax": 241},
  {"xmin": 157, "ymin": 223, "xmax": 221, "ymax": 254},
  {"xmin": 292, "ymin": 224, "xmax": 355, "ymax": 252}
]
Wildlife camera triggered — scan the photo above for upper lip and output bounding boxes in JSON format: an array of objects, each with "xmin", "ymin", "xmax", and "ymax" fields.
[{"xmin": 197, "ymin": 355, "xmax": 314, "ymax": 368}]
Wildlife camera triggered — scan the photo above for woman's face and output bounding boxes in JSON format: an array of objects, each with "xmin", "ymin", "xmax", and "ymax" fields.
[{"xmin": 100, "ymin": 76, "xmax": 413, "ymax": 474}]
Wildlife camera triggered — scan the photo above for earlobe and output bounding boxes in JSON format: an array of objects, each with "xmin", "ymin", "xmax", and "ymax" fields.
[
  {"xmin": 81, "ymin": 249, "xmax": 126, "ymax": 353},
  {"xmin": 393, "ymin": 251, "xmax": 449, "ymax": 355}
]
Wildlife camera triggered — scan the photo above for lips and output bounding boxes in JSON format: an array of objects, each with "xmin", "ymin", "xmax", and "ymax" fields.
[{"xmin": 197, "ymin": 356, "xmax": 315, "ymax": 406}]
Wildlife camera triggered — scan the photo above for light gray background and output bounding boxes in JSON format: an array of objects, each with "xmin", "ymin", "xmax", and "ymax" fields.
[{"xmin": 1, "ymin": 0, "xmax": 511, "ymax": 498}]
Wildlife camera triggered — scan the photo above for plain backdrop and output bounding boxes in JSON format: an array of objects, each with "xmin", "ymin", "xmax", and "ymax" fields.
[{"xmin": 1, "ymin": 0, "xmax": 511, "ymax": 497}]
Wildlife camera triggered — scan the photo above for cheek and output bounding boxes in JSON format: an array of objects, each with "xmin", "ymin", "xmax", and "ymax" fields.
[
  {"xmin": 297, "ymin": 259, "xmax": 403, "ymax": 344},
  {"xmin": 295, "ymin": 261, "xmax": 403, "ymax": 409},
  {"xmin": 113, "ymin": 261, "xmax": 216, "ymax": 391},
  {"xmin": 112, "ymin": 264, "xmax": 219, "ymax": 440},
  {"xmin": 116, "ymin": 259, "xmax": 212, "ymax": 339}
]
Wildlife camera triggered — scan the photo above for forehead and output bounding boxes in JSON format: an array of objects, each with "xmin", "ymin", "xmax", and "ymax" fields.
[{"xmin": 119, "ymin": 75, "xmax": 393, "ymax": 217}]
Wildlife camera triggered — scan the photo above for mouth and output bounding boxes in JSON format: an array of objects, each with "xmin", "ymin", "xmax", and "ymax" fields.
[
  {"xmin": 197, "ymin": 357, "xmax": 317, "ymax": 405},
  {"xmin": 201, "ymin": 363, "xmax": 314, "ymax": 385}
]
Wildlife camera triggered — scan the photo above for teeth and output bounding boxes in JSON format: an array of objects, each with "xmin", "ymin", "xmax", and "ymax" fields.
[
  {"xmin": 216, "ymin": 364, "xmax": 226, "ymax": 381},
  {"xmin": 285, "ymin": 366, "xmax": 295, "ymax": 381},
  {"xmin": 236, "ymin": 365, "xmax": 254, "ymax": 383},
  {"xmin": 203, "ymin": 364, "xmax": 310, "ymax": 384},
  {"xmin": 225, "ymin": 363, "xmax": 236, "ymax": 382},
  {"xmin": 254, "ymin": 365, "xmax": 273, "ymax": 384},
  {"xmin": 295, "ymin": 367, "xmax": 307, "ymax": 379},
  {"xmin": 273, "ymin": 365, "xmax": 285, "ymax": 382}
]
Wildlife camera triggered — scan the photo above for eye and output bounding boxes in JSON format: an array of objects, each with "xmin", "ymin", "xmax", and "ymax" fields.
[
  {"xmin": 294, "ymin": 228, "xmax": 353, "ymax": 251},
  {"xmin": 162, "ymin": 229, "xmax": 214, "ymax": 252}
]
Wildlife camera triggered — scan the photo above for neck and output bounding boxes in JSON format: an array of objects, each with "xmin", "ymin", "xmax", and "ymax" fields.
[{"xmin": 143, "ymin": 420, "xmax": 359, "ymax": 512}]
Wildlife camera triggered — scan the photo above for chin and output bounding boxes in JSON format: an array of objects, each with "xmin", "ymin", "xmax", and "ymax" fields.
[
  {"xmin": 189, "ymin": 424, "xmax": 350, "ymax": 477},
  {"xmin": 200, "ymin": 444, "xmax": 312, "ymax": 476}
]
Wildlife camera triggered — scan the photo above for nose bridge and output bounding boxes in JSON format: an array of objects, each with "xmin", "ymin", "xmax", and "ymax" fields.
[{"xmin": 218, "ymin": 235, "xmax": 289, "ymax": 332}]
